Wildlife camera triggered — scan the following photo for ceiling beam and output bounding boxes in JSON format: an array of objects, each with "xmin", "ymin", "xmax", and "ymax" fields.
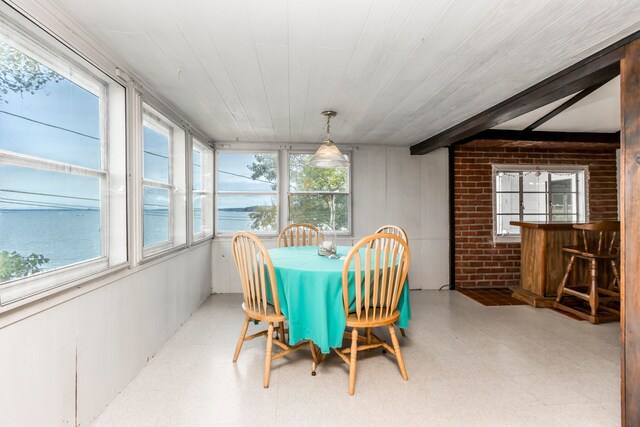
[
  {"xmin": 410, "ymin": 29, "xmax": 640, "ymax": 155},
  {"xmin": 523, "ymin": 79, "xmax": 611, "ymax": 131},
  {"xmin": 459, "ymin": 129, "xmax": 620, "ymax": 144}
]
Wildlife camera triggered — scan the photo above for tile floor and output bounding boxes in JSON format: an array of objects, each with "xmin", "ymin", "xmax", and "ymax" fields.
[{"xmin": 92, "ymin": 291, "xmax": 621, "ymax": 427}]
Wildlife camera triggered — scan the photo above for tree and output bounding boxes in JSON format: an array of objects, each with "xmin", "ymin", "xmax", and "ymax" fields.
[
  {"xmin": 0, "ymin": 40, "xmax": 62, "ymax": 104},
  {"xmin": 247, "ymin": 153, "xmax": 348, "ymax": 231},
  {"xmin": 0, "ymin": 251, "xmax": 49, "ymax": 282}
]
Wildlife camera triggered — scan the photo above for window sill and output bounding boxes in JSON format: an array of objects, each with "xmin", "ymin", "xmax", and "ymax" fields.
[{"xmin": 494, "ymin": 235, "xmax": 522, "ymax": 244}]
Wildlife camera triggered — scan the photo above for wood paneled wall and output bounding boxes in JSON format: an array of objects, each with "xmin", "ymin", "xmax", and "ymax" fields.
[
  {"xmin": 0, "ymin": 244, "xmax": 212, "ymax": 426},
  {"xmin": 212, "ymin": 147, "xmax": 450, "ymax": 292}
]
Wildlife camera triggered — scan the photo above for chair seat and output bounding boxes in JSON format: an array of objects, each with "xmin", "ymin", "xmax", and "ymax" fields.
[
  {"xmin": 561, "ymin": 245, "xmax": 619, "ymax": 259},
  {"xmin": 242, "ymin": 302, "xmax": 286, "ymax": 323},
  {"xmin": 346, "ymin": 308, "xmax": 400, "ymax": 328}
]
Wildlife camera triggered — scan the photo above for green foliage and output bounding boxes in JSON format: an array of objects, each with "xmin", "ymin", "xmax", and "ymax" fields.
[
  {"xmin": 247, "ymin": 154, "xmax": 278, "ymax": 191},
  {"xmin": 249, "ymin": 204, "xmax": 277, "ymax": 230},
  {"xmin": 0, "ymin": 250, "xmax": 50, "ymax": 282},
  {"xmin": 248, "ymin": 153, "xmax": 348, "ymax": 231},
  {"xmin": 0, "ymin": 40, "xmax": 62, "ymax": 103}
]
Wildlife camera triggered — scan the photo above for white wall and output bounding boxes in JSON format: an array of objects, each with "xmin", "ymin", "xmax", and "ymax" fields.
[
  {"xmin": 0, "ymin": 243, "xmax": 212, "ymax": 426},
  {"xmin": 212, "ymin": 147, "xmax": 450, "ymax": 292}
]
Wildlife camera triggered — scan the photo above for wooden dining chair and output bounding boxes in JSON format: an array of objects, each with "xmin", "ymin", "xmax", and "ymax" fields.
[
  {"xmin": 231, "ymin": 231, "xmax": 314, "ymax": 388},
  {"xmin": 554, "ymin": 220, "xmax": 620, "ymax": 324},
  {"xmin": 277, "ymin": 223, "xmax": 324, "ymax": 248},
  {"xmin": 333, "ymin": 233, "xmax": 411, "ymax": 395},
  {"xmin": 374, "ymin": 224, "xmax": 408, "ymax": 244},
  {"xmin": 374, "ymin": 225, "xmax": 408, "ymax": 337}
]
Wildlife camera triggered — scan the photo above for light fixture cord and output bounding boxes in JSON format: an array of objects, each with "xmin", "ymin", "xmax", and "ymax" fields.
[{"xmin": 326, "ymin": 114, "xmax": 331, "ymax": 139}]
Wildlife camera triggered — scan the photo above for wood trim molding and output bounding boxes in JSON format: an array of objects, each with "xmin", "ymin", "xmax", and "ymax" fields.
[
  {"xmin": 620, "ymin": 37, "xmax": 640, "ymax": 427},
  {"xmin": 410, "ymin": 29, "xmax": 640, "ymax": 155}
]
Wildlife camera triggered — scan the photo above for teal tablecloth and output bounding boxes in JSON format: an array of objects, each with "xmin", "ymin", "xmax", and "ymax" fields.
[{"xmin": 268, "ymin": 246, "xmax": 411, "ymax": 354}]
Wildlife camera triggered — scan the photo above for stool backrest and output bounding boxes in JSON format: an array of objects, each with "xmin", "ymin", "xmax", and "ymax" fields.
[{"xmin": 573, "ymin": 220, "xmax": 620, "ymax": 255}]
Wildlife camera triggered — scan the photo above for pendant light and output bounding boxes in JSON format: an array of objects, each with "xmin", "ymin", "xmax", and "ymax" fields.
[{"xmin": 309, "ymin": 111, "xmax": 349, "ymax": 168}]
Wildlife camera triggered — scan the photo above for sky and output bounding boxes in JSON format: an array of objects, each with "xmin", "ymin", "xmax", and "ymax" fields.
[{"xmin": 0, "ymin": 74, "xmax": 101, "ymax": 211}]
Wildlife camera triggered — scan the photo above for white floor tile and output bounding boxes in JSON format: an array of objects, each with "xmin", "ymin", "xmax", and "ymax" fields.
[{"xmin": 91, "ymin": 291, "xmax": 621, "ymax": 427}]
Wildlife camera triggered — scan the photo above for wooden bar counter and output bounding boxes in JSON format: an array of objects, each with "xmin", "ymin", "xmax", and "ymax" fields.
[{"xmin": 510, "ymin": 221, "xmax": 581, "ymax": 307}]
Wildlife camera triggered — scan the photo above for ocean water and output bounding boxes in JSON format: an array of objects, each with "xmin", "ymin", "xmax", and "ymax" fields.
[
  {"xmin": 0, "ymin": 210, "xmax": 101, "ymax": 270},
  {"xmin": 0, "ymin": 209, "xmax": 252, "ymax": 273},
  {"xmin": 216, "ymin": 210, "xmax": 253, "ymax": 232}
]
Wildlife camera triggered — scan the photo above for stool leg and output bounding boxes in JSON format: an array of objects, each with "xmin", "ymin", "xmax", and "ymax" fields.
[
  {"xmin": 589, "ymin": 259, "xmax": 599, "ymax": 317},
  {"xmin": 556, "ymin": 256, "xmax": 576, "ymax": 302},
  {"xmin": 610, "ymin": 259, "xmax": 620, "ymax": 291}
]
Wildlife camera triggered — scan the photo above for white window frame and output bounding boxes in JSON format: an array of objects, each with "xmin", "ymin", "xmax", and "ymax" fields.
[
  {"xmin": 214, "ymin": 149, "xmax": 280, "ymax": 237},
  {"xmin": 492, "ymin": 164, "xmax": 588, "ymax": 243},
  {"xmin": 192, "ymin": 138, "xmax": 213, "ymax": 241},
  {"xmin": 141, "ymin": 103, "xmax": 186, "ymax": 257},
  {"xmin": 0, "ymin": 12, "xmax": 127, "ymax": 307},
  {"xmin": 285, "ymin": 150, "xmax": 352, "ymax": 235}
]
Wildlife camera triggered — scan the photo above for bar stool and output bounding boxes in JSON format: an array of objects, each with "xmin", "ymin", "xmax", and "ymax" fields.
[{"xmin": 554, "ymin": 220, "xmax": 620, "ymax": 324}]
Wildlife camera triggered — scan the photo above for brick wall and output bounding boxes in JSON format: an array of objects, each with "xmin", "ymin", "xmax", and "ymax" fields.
[{"xmin": 454, "ymin": 143, "xmax": 618, "ymax": 288}]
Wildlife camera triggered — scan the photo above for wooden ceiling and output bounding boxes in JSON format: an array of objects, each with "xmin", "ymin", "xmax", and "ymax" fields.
[{"xmin": 31, "ymin": 0, "xmax": 640, "ymax": 146}]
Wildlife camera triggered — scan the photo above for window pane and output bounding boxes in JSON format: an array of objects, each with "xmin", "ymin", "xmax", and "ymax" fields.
[
  {"xmin": 0, "ymin": 164, "xmax": 101, "ymax": 282},
  {"xmin": 522, "ymin": 214, "xmax": 547, "ymax": 222},
  {"xmin": 217, "ymin": 194, "xmax": 277, "ymax": 232},
  {"xmin": 551, "ymin": 192, "xmax": 576, "ymax": 215},
  {"xmin": 0, "ymin": 41, "xmax": 101, "ymax": 170},
  {"xmin": 550, "ymin": 174, "xmax": 576, "ymax": 192},
  {"xmin": 522, "ymin": 171, "xmax": 548, "ymax": 190},
  {"xmin": 289, "ymin": 194, "xmax": 349, "ymax": 231},
  {"xmin": 495, "ymin": 172, "xmax": 519, "ymax": 192},
  {"xmin": 495, "ymin": 214, "xmax": 520, "ymax": 236},
  {"xmin": 523, "ymin": 192, "xmax": 547, "ymax": 214},
  {"xmin": 193, "ymin": 149, "xmax": 202, "ymax": 191},
  {"xmin": 289, "ymin": 154, "xmax": 348, "ymax": 192},
  {"xmin": 217, "ymin": 152, "xmax": 277, "ymax": 192},
  {"xmin": 496, "ymin": 192, "xmax": 519, "ymax": 215},
  {"xmin": 552, "ymin": 214, "xmax": 577, "ymax": 222},
  {"xmin": 143, "ymin": 186, "xmax": 169, "ymax": 246},
  {"xmin": 143, "ymin": 124, "xmax": 169, "ymax": 183},
  {"xmin": 193, "ymin": 195, "xmax": 202, "ymax": 234}
]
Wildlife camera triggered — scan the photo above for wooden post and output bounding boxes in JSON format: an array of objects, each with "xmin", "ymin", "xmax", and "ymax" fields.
[{"xmin": 620, "ymin": 38, "xmax": 640, "ymax": 426}]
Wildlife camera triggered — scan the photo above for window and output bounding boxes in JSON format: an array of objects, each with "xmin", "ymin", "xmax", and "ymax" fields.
[
  {"xmin": 192, "ymin": 138, "xmax": 213, "ymax": 240},
  {"xmin": 215, "ymin": 152, "xmax": 278, "ymax": 234},
  {"xmin": 0, "ymin": 25, "xmax": 126, "ymax": 305},
  {"xmin": 142, "ymin": 104, "xmax": 186, "ymax": 256},
  {"xmin": 288, "ymin": 153, "xmax": 351, "ymax": 232},
  {"xmin": 494, "ymin": 165, "xmax": 587, "ymax": 240}
]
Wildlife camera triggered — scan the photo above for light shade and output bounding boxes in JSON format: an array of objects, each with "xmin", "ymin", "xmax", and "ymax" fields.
[{"xmin": 309, "ymin": 139, "xmax": 350, "ymax": 168}]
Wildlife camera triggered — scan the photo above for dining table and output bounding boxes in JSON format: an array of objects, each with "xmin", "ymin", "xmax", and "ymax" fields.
[{"xmin": 268, "ymin": 245, "xmax": 411, "ymax": 354}]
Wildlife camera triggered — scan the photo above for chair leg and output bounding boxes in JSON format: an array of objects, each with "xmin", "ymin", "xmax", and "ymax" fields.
[
  {"xmin": 264, "ymin": 323, "xmax": 274, "ymax": 388},
  {"xmin": 556, "ymin": 255, "xmax": 576, "ymax": 302},
  {"xmin": 310, "ymin": 341, "xmax": 318, "ymax": 376},
  {"xmin": 589, "ymin": 259, "xmax": 599, "ymax": 317},
  {"xmin": 233, "ymin": 315, "xmax": 251, "ymax": 362},
  {"xmin": 389, "ymin": 325, "xmax": 408, "ymax": 381},
  {"xmin": 279, "ymin": 322, "xmax": 286, "ymax": 343},
  {"xmin": 349, "ymin": 328, "xmax": 358, "ymax": 395}
]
